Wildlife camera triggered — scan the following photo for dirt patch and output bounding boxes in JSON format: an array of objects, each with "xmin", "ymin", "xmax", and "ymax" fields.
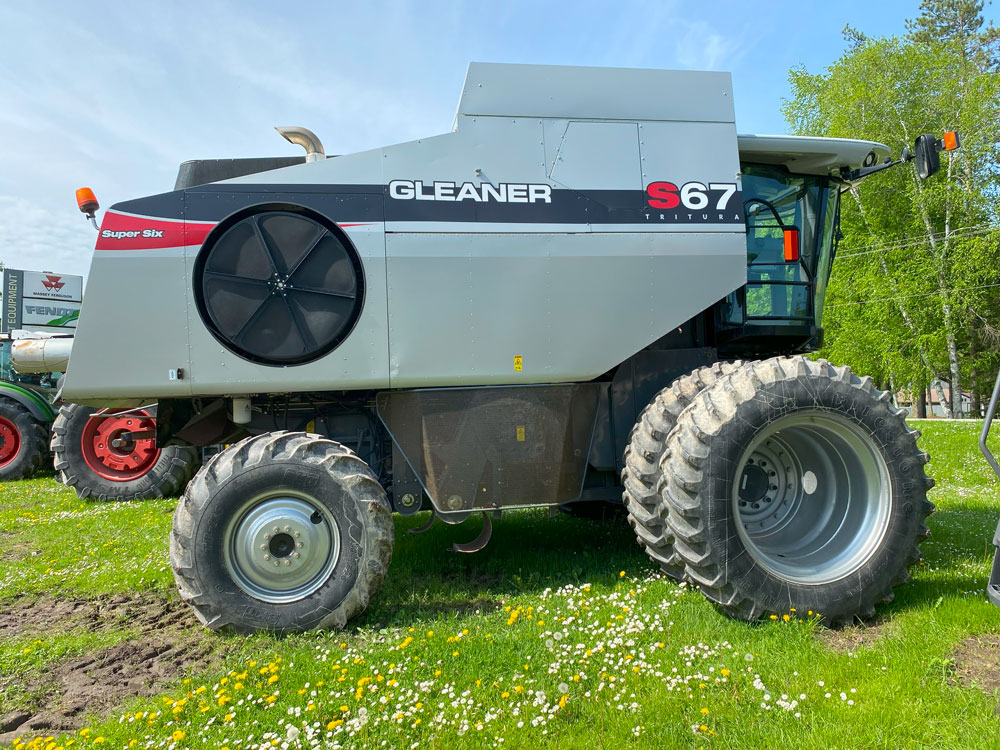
[
  {"xmin": 0, "ymin": 591, "xmax": 194, "ymax": 639},
  {"xmin": 0, "ymin": 548, "xmax": 40, "ymax": 563},
  {"xmin": 950, "ymin": 634, "xmax": 1000, "ymax": 697},
  {"xmin": 816, "ymin": 620, "xmax": 892, "ymax": 652},
  {"xmin": 0, "ymin": 592, "xmax": 227, "ymax": 745}
]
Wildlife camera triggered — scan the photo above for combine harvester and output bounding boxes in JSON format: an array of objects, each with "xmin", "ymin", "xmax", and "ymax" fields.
[
  {"xmin": 61, "ymin": 63, "xmax": 960, "ymax": 631},
  {"xmin": 0, "ymin": 260, "xmax": 197, "ymax": 499}
]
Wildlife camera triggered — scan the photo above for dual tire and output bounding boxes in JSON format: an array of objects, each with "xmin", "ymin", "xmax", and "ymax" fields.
[
  {"xmin": 622, "ymin": 361, "xmax": 743, "ymax": 578},
  {"xmin": 624, "ymin": 356, "xmax": 934, "ymax": 624}
]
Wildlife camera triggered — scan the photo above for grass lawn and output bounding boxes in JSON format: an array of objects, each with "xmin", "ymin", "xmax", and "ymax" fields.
[{"xmin": 1, "ymin": 419, "xmax": 999, "ymax": 749}]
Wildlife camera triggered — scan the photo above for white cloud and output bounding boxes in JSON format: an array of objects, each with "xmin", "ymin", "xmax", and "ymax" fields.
[
  {"xmin": 0, "ymin": 195, "xmax": 96, "ymax": 280},
  {"xmin": 673, "ymin": 20, "xmax": 745, "ymax": 72}
]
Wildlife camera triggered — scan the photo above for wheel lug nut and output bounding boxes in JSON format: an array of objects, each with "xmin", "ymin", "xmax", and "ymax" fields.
[
  {"xmin": 297, "ymin": 542, "xmax": 303, "ymax": 548},
  {"xmin": 293, "ymin": 552, "xmax": 300, "ymax": 559},
  {"xmin": 273, "ymin": 561, "xmax": 280, "ymax": 567},
  {"xmin": 264, "ymin": 554, "xmax": 270, "ymax": 560},
  {"xmin": 284, "ymin": 559, "xmax": 291, "ymax": 566},
  {"xmin": 273, "ymin": 526, "xmax": 279, "ymax": 533},
  {"xmin": 294, "ymin": 531, "xmax": 300, "ymax": 537},
  {"xmin": 260, "ymin": 544, "xmax": 267, "ymax": 550},
  {"xmin": 284, "ymin": 526, "xmax": 290, "ymax": 532},
  {"xmin": 264, "ymin": 533, "xmax": 270, "ymax": 540}
]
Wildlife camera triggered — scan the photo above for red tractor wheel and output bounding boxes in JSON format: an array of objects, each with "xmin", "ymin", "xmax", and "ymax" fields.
[
  {"xmin": 0, "ymin": 398, "xmax": 49, "ymax": 481},
  {"xmin": 80, "ymin": 410, "xmax": 161, "ymax": 481},
  {"xmin": 0, "ymin": 415, "xmax": 21, "ymax": 469},
  {"xmin": 51, "ymin": 403, "xmax": 200, "ymax": 501}
]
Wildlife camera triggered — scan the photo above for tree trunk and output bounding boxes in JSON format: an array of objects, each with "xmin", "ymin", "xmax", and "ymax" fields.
[
  {"xmin": 971, "ymin": 332, "xmax": 980, "ymax": 417},
  {"xmin": 947, "ymin": 332, "xmax": 962, "ymax": 418},
  {"xmin": 915, "ymin": 385, "xmax": 927, "ymax": 419},
  {"xmin": 907, "ymin": 133, "xmax": 962, "ymax": 419},
  {"xmin": 934, "ymin": 379, "xmax": 953, "ymax": 419}
]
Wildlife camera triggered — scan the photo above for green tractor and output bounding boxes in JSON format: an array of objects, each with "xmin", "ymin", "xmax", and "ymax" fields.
[
  {"xmin": 0, "ymin": 332, "xmax": 198, "ymax": 499},
  {"xmin": 0, "ymin": 336, "xmax": 55, "ymax": 481}
]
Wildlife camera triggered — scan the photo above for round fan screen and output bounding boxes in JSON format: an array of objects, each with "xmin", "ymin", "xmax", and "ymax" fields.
[{"xmin": 197, "ymin": 209, "xmax": 364, "ymax": 365}]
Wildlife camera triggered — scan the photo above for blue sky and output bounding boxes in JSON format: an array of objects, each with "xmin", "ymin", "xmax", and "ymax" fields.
[{"xmin": 1, "ymin": 0, "xmax": 994, "ymax": 278}]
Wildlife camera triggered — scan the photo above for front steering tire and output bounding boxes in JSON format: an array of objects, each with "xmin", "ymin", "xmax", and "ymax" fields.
[{"xmin": 169, "ymin": 431, "xmax": 394, "ymax": 633}]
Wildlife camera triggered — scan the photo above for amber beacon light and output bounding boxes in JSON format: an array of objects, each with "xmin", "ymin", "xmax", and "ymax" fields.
[{"xmin": 76, "ymin": 187, "xmax": 100, "ymax": 230}]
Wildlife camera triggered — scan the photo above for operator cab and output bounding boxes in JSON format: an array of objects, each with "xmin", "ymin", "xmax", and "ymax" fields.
[{"xmin": 718, "ymin": 135, "xmax": 890, "ymax": 355}]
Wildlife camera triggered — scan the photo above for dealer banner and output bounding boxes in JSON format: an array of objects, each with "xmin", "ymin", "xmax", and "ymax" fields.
[{"xmin": 0, "ymin": 267, "xmax": 83, "ymax": 333}]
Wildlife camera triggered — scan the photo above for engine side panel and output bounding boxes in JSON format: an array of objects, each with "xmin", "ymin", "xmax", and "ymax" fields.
[
  {"xmin": 66, "ymin": 246, "xmax": 194, "ymax": 403},
  {"xmin": 385, "ymin": 231, "xmax": 743, "ymax": 386}
]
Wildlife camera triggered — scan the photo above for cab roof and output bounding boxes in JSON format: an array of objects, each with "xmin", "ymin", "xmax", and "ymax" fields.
[{"xmin": 738, "ymin": 134, "xmax": 891, "ymax": 176}]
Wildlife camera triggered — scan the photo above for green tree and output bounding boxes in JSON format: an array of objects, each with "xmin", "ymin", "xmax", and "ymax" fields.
[
  {"xmin": 783, "ymin": 1, "xmax": 1000, "ymax": 417},
  {"xmin": 906, "ymin": 0, "xmax": 1000, "ymax": 68}
]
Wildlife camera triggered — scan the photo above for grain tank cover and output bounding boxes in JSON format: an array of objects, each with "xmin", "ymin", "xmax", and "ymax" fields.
[{"xmin": 456, "ymin": 62, "xmax": 735, "ymax": 122}]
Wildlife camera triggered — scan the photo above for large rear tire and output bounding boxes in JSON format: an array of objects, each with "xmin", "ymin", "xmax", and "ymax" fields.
[
  {"xmin": 51, "ymin": 403, "xmax": 199, "ymax": 501},
  {"xmin": 0, "ymin": 398, "xmax": 49, "ymax": 481},
  {"xmin": 622, "ymin": 361, "xmax": 742, "ymax": 579},
  {"xmin": 169, "ymin": 432, "xmax": 394, "ymax": 633},
  {"xmin": 661, "ymin": 357, "xmax": 934, "ymax": 624}
]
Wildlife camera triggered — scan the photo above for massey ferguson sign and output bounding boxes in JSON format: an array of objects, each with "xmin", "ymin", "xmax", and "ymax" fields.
[
  {"xmin": 22, "ymin": 270, "xmax": 83, "ymax": 301},
  {"xmin": 1, "ymin": 267, "xmax": 83, "ymax": 333}
]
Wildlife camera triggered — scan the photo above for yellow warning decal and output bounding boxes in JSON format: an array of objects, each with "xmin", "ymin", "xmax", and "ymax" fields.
[
  {"xmin": 306, "ymin": 419, "xmax": 316, "ymax": 434},
  {"xmin": 514, "ymin": 355, "xmax": 523, "ymax": 372},
  {"xmin": 516, "ymin": 425, "xmax": 526, "ymax": 442}
]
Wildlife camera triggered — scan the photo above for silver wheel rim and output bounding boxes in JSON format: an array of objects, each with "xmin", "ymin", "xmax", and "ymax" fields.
[
  {"xmin": 732, "ymin": 411, "xmax": 891, "ymax": 585},
  {"xmin": 223, "ymin": 490, "xmax": 341, "ymax": 603}
]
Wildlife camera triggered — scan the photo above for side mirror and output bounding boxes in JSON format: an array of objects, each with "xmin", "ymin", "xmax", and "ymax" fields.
[
  {"xmin": 913, "ymin": 131, "xmax": 961, "ymax": 180},
  {"xmin": 913, "ymin": 134, "xmax": 940, "ymax": 179},
  {"xmin": 846, "ymin": 131, "xmax": 960, "ymax": 182}
]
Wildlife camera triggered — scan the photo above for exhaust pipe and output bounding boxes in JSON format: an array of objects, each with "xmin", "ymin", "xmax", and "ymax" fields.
[
  {"xmin": 11, "ymin": 336, "xmax": 74, "ymax": 374},
  {"xmin": 275, "ymin": 126, "xmax": 325, "ymax": 163}
]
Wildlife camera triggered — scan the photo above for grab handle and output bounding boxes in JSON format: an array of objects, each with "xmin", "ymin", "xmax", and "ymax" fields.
[{"xmin": 978, "ymin": 370, "xmax": 1000, "ymax": 609}]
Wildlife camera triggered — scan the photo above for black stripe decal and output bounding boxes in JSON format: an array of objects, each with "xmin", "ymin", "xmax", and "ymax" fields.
[{"xmin": 111, "ymin": 184, "xmax": 744, "ymax": 226}]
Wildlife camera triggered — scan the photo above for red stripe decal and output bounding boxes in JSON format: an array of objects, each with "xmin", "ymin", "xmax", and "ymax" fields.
[
  {"xmin": 95, "ymin": 212, "xmax": 216, "ymax": 251},
  {"xmin": 95, "ymin": 212, "xmax": 370, "ymax": 251}
]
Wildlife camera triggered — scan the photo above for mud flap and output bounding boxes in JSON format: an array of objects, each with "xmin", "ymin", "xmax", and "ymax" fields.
[{"xmin": 978, "ymin": 371, "xmax": 1000, "ymax": 610}]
